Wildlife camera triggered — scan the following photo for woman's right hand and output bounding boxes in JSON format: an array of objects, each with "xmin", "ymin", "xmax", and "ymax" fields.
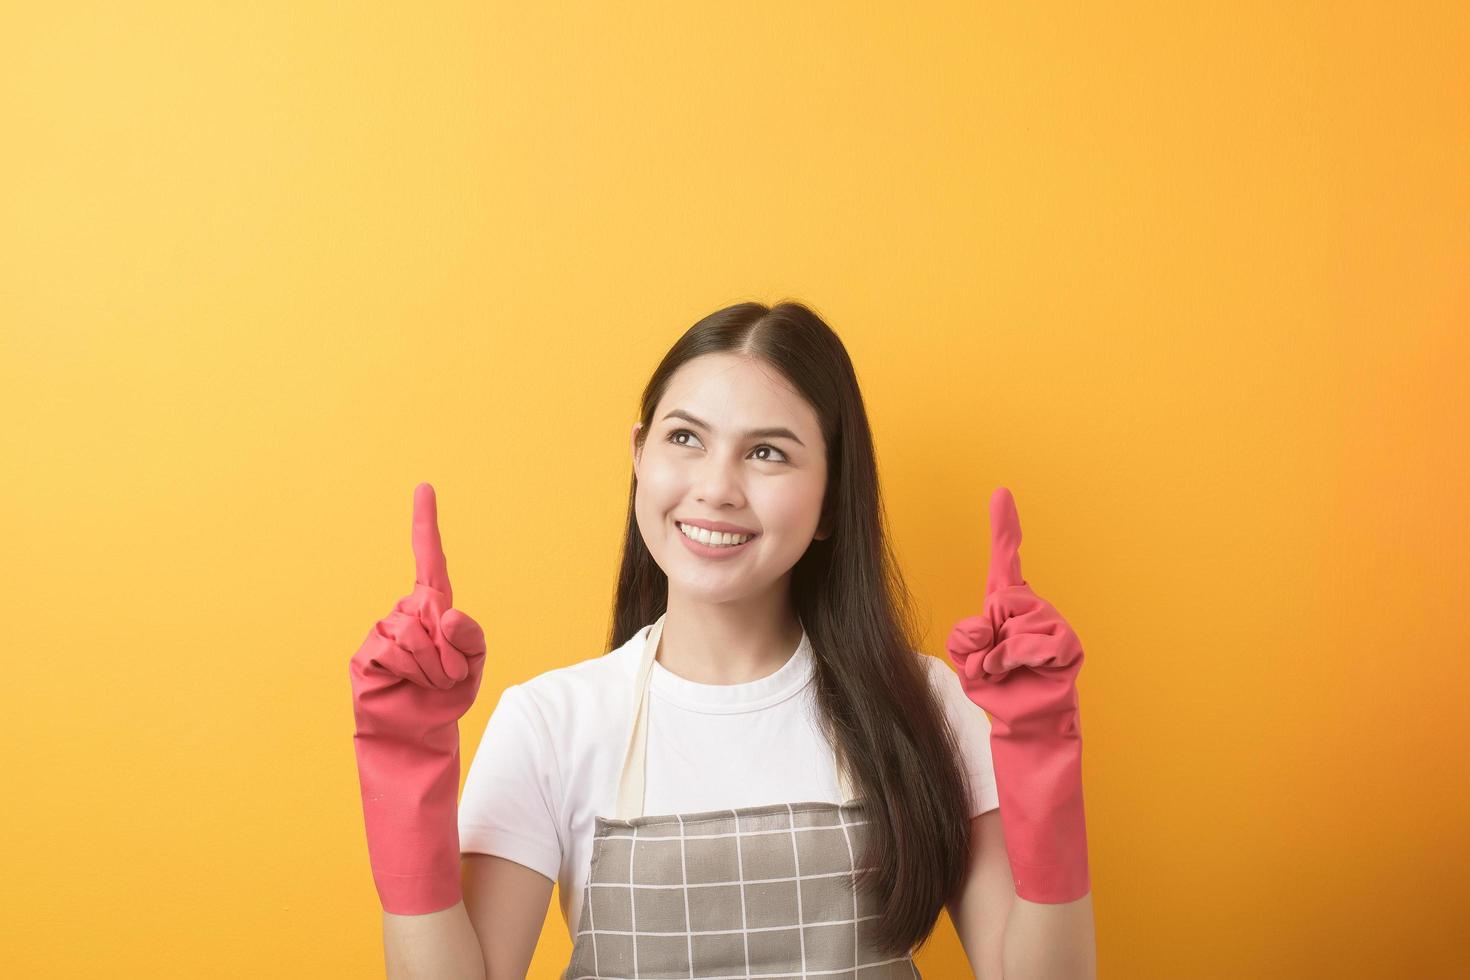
[
  {"xmin": 348, "ymin": 482, "xmax": 487, "ymax": 915},
  {"xmin": 350, "ymin": 482, "xmax": 487, "ymax": 743}
]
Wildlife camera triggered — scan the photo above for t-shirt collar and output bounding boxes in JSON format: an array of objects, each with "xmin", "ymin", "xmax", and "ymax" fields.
[{"xmin": 643, "ymin": 619, "xmax": 814, "ymax": 714}]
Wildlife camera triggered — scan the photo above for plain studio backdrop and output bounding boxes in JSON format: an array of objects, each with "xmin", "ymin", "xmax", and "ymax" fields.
[{"xmin": 2, "ymin": 2, "xmax": 1467, "ymax": 977}]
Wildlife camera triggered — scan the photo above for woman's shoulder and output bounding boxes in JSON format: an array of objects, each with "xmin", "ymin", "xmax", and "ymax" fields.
[
  {"xmin": 512, "ymin": 633, "xmax": 641, "ymax": 719},
  {"xmin": 914, "ymin": 647, "xmax": 988, "ymax": 719},
  {"xmin": 913, "ymin": 646, "xmax": 957, "ymax": 687}
]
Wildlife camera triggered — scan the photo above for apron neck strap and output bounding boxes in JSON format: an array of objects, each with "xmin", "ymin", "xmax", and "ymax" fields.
[{"xmin": 613, "ymin": 611, "xmax": 857, "ymax": 820}]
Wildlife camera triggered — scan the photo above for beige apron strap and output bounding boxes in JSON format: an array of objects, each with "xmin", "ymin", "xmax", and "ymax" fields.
[{"xmin": 614, "ymin": 611, "xmax": 664, "ymax": 820}]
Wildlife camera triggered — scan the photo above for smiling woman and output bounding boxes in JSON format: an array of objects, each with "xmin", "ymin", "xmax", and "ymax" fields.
[{"xmin": 354, "ymin": 301, "xmax": 1073, "ymax": 978}]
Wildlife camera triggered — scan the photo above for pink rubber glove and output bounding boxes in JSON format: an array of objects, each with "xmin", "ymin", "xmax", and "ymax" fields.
[
  {"xmin": 349, "ymin": 483, "xmax": 487, "ymax": 915},
  {"xmin": 945, "ymin": 487, "xmax": 1091, "ymax": 904}
]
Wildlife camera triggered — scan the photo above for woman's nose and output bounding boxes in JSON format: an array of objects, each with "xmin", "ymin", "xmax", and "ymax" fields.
[{"xmin": 692, "ymin": 455, "xmax": 744, "ymax": 501}]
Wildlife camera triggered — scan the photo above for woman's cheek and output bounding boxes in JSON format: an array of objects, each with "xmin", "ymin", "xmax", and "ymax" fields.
[{"xmin": 759, "ymin": 482, "xmax": 822, "ymax": 535}]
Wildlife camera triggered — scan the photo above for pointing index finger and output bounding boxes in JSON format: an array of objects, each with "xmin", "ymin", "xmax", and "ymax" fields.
[
  {"xmin": 985, "ymin": 486, "xmax": 1025, "ymax": 595},
  {"xmin": 412, "ymin": 482, "xmax": 452, "ymax": 600}
]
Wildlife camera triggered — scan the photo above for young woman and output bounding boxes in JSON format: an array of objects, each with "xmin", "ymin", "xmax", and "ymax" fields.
[{"xmin": 350, "ymin": 301, "xmax": 1096, "ymax": 979}]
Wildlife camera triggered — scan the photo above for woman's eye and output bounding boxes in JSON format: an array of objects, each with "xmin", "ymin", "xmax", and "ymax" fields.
[
  {"xmin": 667, "ymin": 428, "xmax": 788, "ymax": 463},
  {"xmin": 750, "ymin": 445, "xmax": 788, "ymax": 462}
]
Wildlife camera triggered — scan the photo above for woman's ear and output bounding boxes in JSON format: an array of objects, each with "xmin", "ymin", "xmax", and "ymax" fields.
[{"xmin": 629, "ymin": 421, "xmax": 643, "ymax": 473}]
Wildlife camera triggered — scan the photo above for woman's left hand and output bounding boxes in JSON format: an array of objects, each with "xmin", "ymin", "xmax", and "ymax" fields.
[
  {"xmin": 945, "ymin": 486, "xmax": 1091, "ymax": 904},
  {"xmin": 944, "ymin": 487, "xmax": 1084, "ymax": 730}
]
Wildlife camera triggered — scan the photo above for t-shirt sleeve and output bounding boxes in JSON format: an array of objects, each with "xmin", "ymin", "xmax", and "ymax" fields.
[
  {"xmin": 457, "ymin": 683, "xmax": 564, "ymax": 883},
  {"xmin": 925, "ymin": 655, "xmax": 1001, "ymax": 819}
]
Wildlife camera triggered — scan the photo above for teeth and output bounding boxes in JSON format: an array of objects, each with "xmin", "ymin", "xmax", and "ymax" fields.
[{"xmin": 678, "ymin": 522, "xmax": 753, "ymax": 547}]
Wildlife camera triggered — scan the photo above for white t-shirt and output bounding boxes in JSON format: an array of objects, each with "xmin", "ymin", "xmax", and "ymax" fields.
[{"xmin": 457, "ymin": 620, "xmax": 1001, "ymax": 936}]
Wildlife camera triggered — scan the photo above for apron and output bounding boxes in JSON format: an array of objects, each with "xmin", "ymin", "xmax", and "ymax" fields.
[{"xmin": 563, "ymin": 612, "xmax": 921, "ymax": 980}]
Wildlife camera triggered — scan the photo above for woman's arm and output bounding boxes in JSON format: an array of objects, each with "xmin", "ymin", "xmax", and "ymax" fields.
[
  {"xmin": 460, "ymin": 854, "xmax": 554, "ymax": 979},
  {"xmin": 943, "ymin": 489, "xmax": 1096, "ymax": 976},
  {"xmin": 383, "ymin": 901, "xmax": 484, "ymax": 980},
  {"xmin": 382, "ymin": 854, "xmax": 553, "ymax": 979},
  {"xmin": 948, "ymin": 810, "xmax": 1097, "ymax": 980},
  {"xmin": 1002, "ymin": 890, "xmax": 1096, "ymax": 980},
  {"xmin": 948, "ymin": 810, "xmax": 1012, "ymax": 980}
]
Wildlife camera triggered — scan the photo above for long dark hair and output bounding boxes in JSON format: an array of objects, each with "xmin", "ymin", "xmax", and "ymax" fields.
[{"xmin": 605, "ymin": 299, "xmax": 973, "ymax": 957}]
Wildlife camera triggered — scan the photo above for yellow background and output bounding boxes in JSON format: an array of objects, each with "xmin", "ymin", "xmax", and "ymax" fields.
[{"xmin": 3, "ymin": 2, "xmax": 1467, "ymax": 977}]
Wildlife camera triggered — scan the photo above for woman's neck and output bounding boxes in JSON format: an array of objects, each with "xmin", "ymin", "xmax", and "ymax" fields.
[{"xmin": 657, "ymin": 595, "xmax": 804, "ymax": 686}]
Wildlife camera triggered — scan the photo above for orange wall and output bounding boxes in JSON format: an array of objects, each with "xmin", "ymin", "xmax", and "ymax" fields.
[{"xmin": 2, "ymin": 3, "xmax": 1466, "ymax": 977}]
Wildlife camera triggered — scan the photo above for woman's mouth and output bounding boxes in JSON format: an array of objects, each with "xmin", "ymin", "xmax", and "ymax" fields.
[{"xmin": 675, "ymin": 520, "xmax": 758, "ymax": 559}]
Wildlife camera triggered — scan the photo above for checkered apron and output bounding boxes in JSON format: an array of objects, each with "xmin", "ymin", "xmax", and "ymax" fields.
[{"xmin": 563, "ymin": 613, "xmax": 921, "ymax": 979}]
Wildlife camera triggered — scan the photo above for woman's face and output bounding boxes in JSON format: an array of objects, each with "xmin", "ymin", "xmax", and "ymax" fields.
[{"xmin": 631, "ymin": 353, "xmax": 830, "ymax": 605}]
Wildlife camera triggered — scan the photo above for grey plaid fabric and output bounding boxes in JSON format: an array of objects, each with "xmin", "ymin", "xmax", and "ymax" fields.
[{"xmin": 562, "ymin": 799, "xmax": 920, "ymax": 979}]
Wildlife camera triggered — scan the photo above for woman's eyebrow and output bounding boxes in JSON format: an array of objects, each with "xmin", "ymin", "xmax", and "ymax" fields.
[{"xmin": 659, "ymin": 409, "xmax": 806, "ymax": 447}]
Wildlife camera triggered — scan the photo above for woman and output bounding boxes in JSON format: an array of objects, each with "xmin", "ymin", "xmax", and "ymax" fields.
[{"xmin": 350, "ymin": 300, "xmax": 1095, "ymax": 978}]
